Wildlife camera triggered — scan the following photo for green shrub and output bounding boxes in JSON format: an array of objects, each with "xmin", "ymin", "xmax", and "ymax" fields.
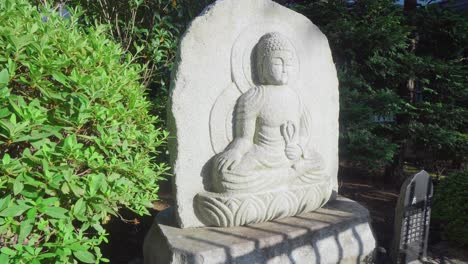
[
  {"xmin": 432, "ymin": 170, "xmax": 468, "ymax": 246},
  {"xmin": 0, "ymin": 1, "xmax": 169, "ymax": 263},
  {"xmin": 68, "ymin": 0, "xmax": 185, "ymax": 116}
]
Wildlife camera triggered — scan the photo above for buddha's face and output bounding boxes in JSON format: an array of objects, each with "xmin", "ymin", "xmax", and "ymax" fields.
[{"xmin": 262, "ymin": 52, "xmax": 293, "ymax": 85}]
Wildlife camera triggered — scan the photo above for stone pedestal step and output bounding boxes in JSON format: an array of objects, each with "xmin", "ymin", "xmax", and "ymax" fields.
[{"xmin": 143, "ymin": 196, "xmax": 376, "ymax": 264}]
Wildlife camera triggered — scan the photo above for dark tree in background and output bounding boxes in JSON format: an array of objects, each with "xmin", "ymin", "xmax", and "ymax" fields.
[
  {"xmin": 295, "ymin": 0, "xmax": 411, "ymax": 176},
  {"xmin": 293, "ymin": 0, "xmax": 467, "ymax": 183},
  {"xmin": 409, "ymin": 4, "xmax": 468, "ymax": 175}
]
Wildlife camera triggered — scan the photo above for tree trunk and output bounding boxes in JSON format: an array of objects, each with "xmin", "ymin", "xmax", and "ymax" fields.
[
  {"xmin": 385, "ymin": 0, "xmax": 419, "ymax": 186},
  {"xmin": 385, "ymin": 141, "xmax": 407, "ymax": 186},
  {"xmin": 404, "ymin": 0, "xmax": 417, "ymax": 12}
]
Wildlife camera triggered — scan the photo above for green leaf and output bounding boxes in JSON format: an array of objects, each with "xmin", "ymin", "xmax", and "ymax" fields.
[
  {"xmin": 30, "ymin": 23, "xmax": 39, "ymax": 34},
  {"xmin": 0, "ymin": 222, "xmax": 10, "ymax": 234},
  {"xmin": 73, "ymin": 250, "xmax": 96, "ymax": 264},
  {"xmin": 8, "ymin": 97, "xmax": 25, "ymax": 119},
  {"xmin": 108, "ymin": 172, "xmax": 120, "ymax": 182},
  {"xmin": 92, "ymin": 224, "xmax": 105, "ymax": 234},
  {"xmin": 0, "ymin": 69, "xmax": 9, "ymax": 86},
  {"xmin": 18, "ymin": 219, "xmax": 34, "ymax": 243},
  {"xmin": 26, "ymin": 207, "xmax": 37, "ymax": 219},
  {"xmin": 37, "ymin": 253, "xmax": 56, "ymax": 260},
  {"xmin": 9, "ymin": 113, "xmax": 16, "ymax": 125},
  {"xmin": 63, "ymin": 134, "xmax": 77, "ymax": 150},
  {"xmin": 88, "ymin": 174, "xmax": 104, "ymax": 196},
  {"xmin": 13, "ymin": 177, "xmax": 24, "ymax": 195},
  {"xmin": 0, "ymin": 195, "xmax": 11, "ymax": 211},
  {"xmin": 2, "ymin": 154, "xmax": 11, "ymax": 165},
  {"xmin": 52, "ymin": 72, "xmax": 69, "ymax": 87},
  {"xmin": 0, "ymin": 247, "xmax": 16, "ymax": 256},
  {"xmin": 41, "ymin": 206, "xmax": 68, "ymax": 219},
  {"xmin": 0, "ymin": 253, "xmax": 10, "ymax": 264},
  {"xmin": 73, "ymin": 198, "xmax": 86, "ymax": 219},
  {"xmin": 61, "ymin": 183, "xmax": 70, "ymax": 194},
  {"xmin": 68, "ymin": 243, "xmax": 87, "ymax": 252},
  {"xmin": 0, "ymin": 109, "xmax": 11, "ymax": 119},
  {"xmin": 0, "ymin": 204, "xmax": 31, "ymax": 217},
  {"xmin": 69, "ymin": 183, "xmax": 85, "ymax": 196},
  {"xmin": 41, "ymin": 197, "xmax": 59, "ymax": 206}
]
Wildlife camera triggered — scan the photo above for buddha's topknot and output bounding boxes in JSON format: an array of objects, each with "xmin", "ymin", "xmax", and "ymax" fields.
[{"xmin": 257, "ymin": 32, "xmax": 292, "ymax": 59}]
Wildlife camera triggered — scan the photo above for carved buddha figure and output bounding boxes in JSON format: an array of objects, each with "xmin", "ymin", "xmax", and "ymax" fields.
[{"xmin": 212, "ymin": 32, "xmax": 328, "ymax": 193}]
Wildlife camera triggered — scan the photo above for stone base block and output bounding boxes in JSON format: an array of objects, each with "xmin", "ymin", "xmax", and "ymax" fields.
[{"xmin": 143, "ymin": 196, "xmax": 376, "ymax": 264}]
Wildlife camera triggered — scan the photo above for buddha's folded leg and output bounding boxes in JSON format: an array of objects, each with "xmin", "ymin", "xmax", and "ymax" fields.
[
  {"xmin": 291, "ymin": 159, "xmax": 328, "ymax": 185},
  {"xmin": 212, "ymin": 151, "xmax": 291, "ymax": 193},
  {"xmin": 216, "ymin": 168, "xmax": 290, "ymax": 193}
]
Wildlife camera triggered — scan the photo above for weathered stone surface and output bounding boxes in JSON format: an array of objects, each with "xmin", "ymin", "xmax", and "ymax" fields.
[
  {"xmin": 391, "ymin": 170, "xmax": 433, "ymax": 263},
  {"xmin": 143, "ymin": 196, "xmax": 376, "ymax": 264},
  {"xmin": 169, "ymin": 0, "xmax": 339, "ymax": 228}
]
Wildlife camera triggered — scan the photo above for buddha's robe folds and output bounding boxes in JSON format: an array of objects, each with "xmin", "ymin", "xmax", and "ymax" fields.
[{"xmin": 212, "ymin": 85, "xmax": 328, "ymax": 194}]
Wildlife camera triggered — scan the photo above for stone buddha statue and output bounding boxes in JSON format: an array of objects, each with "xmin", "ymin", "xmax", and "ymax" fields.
[{"xmin": 211, "ymin": 32, "xmax": 328, "ymax": 194}]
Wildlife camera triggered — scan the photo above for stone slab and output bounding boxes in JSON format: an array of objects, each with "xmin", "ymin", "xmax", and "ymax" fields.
[
  {"xmin": 143, "ymin": 196, "xmax": 376, "ymax": 264},
  {"xmin": 391, "ymin": 170, "xmax": 433, "ymax": 263},
  {"xmin": 169, "ymin": 0, "xmax": 339, "ymax": 228}
]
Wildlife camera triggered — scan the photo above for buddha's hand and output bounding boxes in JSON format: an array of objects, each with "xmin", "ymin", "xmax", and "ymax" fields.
[
  {"xmin": 285, "ymin": 143, "xmax": 302, "ymax": 161},
  {"xmin": 281, "ymin": 121, "xmax": 301, "ymax": 160},
  {"xmin": 305, "ymin": 149, "xmax": 325, "ymax": 170},
  {"xmin": 215, "ymin": 149, "xmax": 242, "ymax": 171}
]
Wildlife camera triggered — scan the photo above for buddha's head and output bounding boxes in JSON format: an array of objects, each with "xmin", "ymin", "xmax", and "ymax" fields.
[{"xmin": 256, "ymin": 32, "xmax": 294, "ymax": 85}]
